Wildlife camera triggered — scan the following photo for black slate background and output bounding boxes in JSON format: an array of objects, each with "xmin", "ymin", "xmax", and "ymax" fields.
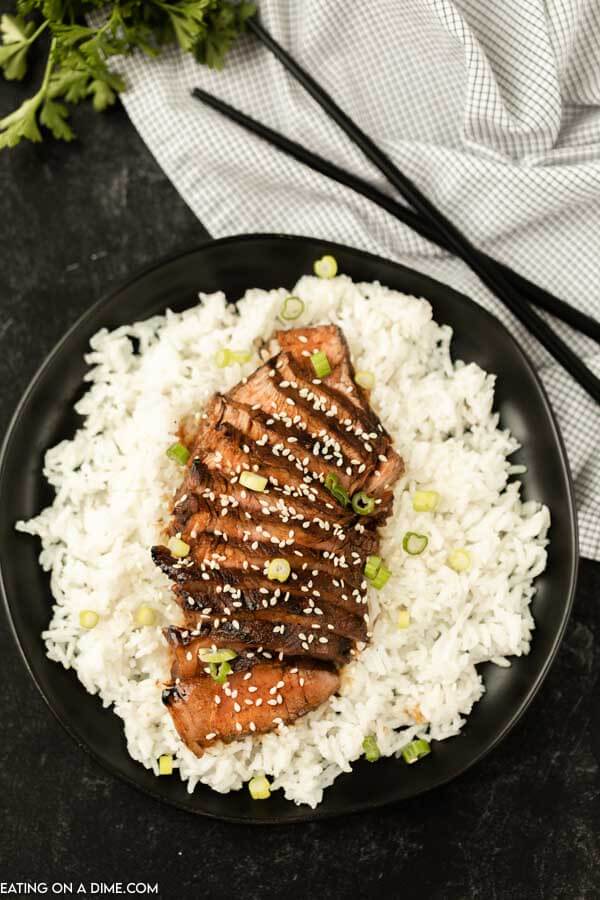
[{"xmin": 1, "ymin": 78, "xmax": 599, "ymax": 900}]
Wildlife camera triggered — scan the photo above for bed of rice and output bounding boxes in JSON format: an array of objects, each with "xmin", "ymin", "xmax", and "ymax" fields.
[{"xmin": 17, "ymin": 274, "xmax": 550, "ymax": 808}]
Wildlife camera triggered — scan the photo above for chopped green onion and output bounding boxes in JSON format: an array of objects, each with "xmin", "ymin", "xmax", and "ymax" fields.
[
  {"xmin": 166, "ymin": 441, "xmax": 190, "ymax": 465},
  {"xmin": 364, "ymin": 555, "xmax": 382, "ymax": 580},
  {"xmin": 313, "ymin": 255, "xmax": 338, "ymax": 279},
  {"xmin": 355, "ymin": 370, "xmax": 375, "ymax": 390},
  {"xmin": 248, "ymin": 774, "xmax": 271, "ymax": 800},
  {"xmin": 371, "ymin": 565, "xmax": 392, "ymax": 590},
  {"xmin": 198, "ymin": 648, "xmax": 238, "ymax": 663},
  {"xmin": 447, "ymin": 548, "xmax": 472, "ymax": 573},
  {"xmin": 134, "ymin": 605, "xmax": 156, "ymax": 627},
  {"xmin": 79, "ymin": 610, "xmax": 99, "ymax": 629},
  {"xmin": 362, "ymin": 734, "xmax": 380, "ymax": 763},
  {"xmin": 214, "ymin": 348, "xmax": 252, "ymax": 368},
  {"xmin": 397, "ymin": 606, "xmax": 410, "ymax": 629},
  {"xmin": 239, "ymin": 470, "xmax": 267, "ymax": 492},
  {"xmin": 310, "ymin": 349, "xmax": 332, "ymax": 378},
  {"xmin": 351, "ymin": 491, "xmax": 375, "ymax": 516},
  {"xmin": 267, "ymin": 558, "xmax": 291, "ymax": 582},
  {"xmin": 209, "ymin": 661, "xmax": 232, "ymax": 684},
  {"xmin": 324, "ymin": 472, "xmax": 349, "ymax": 507},
  {"xmin": 412, "ymin": 490, "xmax": 439, "ymax": 513},
  {"xmin": 402, "ymin": 532, "xmax": 429, "ymax": 556},
  {"xmin": 280, "ymin": 295, "xmax": 305, "ymax": 321},
  {"xmin": 167, "ymin": 536, "xmax": 190, "ymax": 558},
  {"xmin": 401, "ymin": 738, "xmax": 431, "ymax": 765},
  {"xmin": 158, "ymin": 754, "xmax": 173, "ymax": 775}
]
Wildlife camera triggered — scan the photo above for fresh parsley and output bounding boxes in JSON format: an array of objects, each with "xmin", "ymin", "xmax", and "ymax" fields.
[{"xmin": 0, "ymin": 1, "xmax": 255, "ymax": 150}]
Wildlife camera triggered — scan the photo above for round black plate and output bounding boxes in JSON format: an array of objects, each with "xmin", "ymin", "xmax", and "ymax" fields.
[{"xmin": 0, "ymin": 234, "xmax": 578, "ymax": 823}]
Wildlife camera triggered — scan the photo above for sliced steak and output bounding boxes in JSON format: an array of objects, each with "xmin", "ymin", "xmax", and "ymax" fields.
[{"xmin": 163, "ymin": 659, "xmax": 339, "ymax": 752}]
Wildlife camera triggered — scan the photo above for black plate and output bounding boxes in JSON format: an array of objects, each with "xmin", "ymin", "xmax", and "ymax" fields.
[{"xmin": 0, "ymin": 234, "xmax": 578, "ymax": 824}]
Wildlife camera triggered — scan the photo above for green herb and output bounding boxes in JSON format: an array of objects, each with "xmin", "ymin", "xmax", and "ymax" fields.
[
  {"xmin": 362, "ymin": 734, "xmax": 380, "ymax": 763},
  {"xmin": 0, "ymin": 1, "xmax": 255, "ymax": 150}
]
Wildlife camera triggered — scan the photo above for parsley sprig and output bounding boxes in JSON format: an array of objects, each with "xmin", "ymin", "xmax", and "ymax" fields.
[{"xmin": 0, "ymin": 1, "xmax": 255, "ymax": 149}]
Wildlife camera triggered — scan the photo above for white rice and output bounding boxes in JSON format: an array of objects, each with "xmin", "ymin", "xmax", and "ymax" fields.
[{"xmin": 17, "ymin": 275, "xmax": 550, "ymax": 808}]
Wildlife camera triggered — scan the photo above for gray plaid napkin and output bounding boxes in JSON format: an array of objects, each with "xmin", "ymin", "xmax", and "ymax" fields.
[{"xmin": 111, "ymin": 0, "xmax": 600, "ymax": 558}]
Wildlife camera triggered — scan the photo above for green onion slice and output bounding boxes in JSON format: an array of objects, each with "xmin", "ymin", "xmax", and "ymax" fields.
[
  {"xmin": 135, "ymin": 605, "xmax": 156, "ymax": 627},
  {"xmin": 412, "ymin": 490, "xmax": 439, "ymax": 512},
  {"xmin": 313, "ymin": 255, "xmax": 338, "ymax": 279},
  {"xmin": 198, "ymin": 648, "xmax": 238, "ymax": 663},
  {"xmin": 402, "ymin": 532, "xmax": 429, "ymax": 556},
  {"xmin": 364, "ymin": 555, "xmax": 382, "ymax": 580},
  {"xmin": 209, "ymin": 661, "xmax": 233, "ymax": 684},
  {"xmin": 248, "ymin": 774, "xmax": 271, "ymax": 800},
  {"xmin": 267, "ymin": 558, "xmax": 291, "ymax": 582},
  {"xmin": 79, "ymin": 610, "xmax": 99, "ymax": 629},
  {"xmin": 401, "ymin": 738, "xmax": 431, "ymax": 765},
  {"xmin": 371, "ymin": 564, "xmax": 391, "ymax": 590},
  {"xmin": 355, "ymin": 370, "xmax": 375, "ymax": 390},
  {"xmin": 166, "ymin": 442, "xmax": 190, "ymax": 465},
  {"xmin": 167, "ymin": 536, "xmax": 190, "ymax": 558},
  {"xmin": 397, "ymin": 606, "xmax": 410, "ymax": 629},
  {"xmin": 158, "ymin": 754, "xmax": 173, "ymax": 776},
  {"xmin": 447, "ymin": 548, "xmax": 472, "ymax": 573},
  {"xmin": 362, "ymin": 734, "xmax": 381, "ymax": 763},
  {"xmin": 324, "ymin": 472, "xmax": 349, "ymax": 507},
  {"xmin": 214, "ymin": 348, "xmax": 252, "ymax": 368},
  {"xmin": 239, "ymin": 470, "xmax": 268, "ymax": 492},
  {"xmin": 280, "ymin": 296, "xmax": 305, "ymax": 321},
  {"xmin": 310, "ymin": 349, "xmax": 332, "ymax": 378},
  {"xmin": 351, "ymin": 491, "xmax": 375, "ymax": 516}
]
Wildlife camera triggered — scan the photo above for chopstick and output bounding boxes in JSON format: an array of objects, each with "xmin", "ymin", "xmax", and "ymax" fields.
[
  {"xmin": 245, "ymin": 19, "xmax": 600, "ymax": 404},
  {"xmin": 191, "ymin": 85, "xmax": 600, "ymax": 347}
]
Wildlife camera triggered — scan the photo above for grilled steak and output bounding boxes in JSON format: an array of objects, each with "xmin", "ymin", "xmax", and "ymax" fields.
[{"xmin": 153, "ymin": 324, "xmax": 403, "ymax": 754}]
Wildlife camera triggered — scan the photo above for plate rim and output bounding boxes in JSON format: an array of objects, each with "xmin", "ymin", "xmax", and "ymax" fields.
[{"xmin": 0, "ymin": 232, "xmax": 579, "ymax": 824}]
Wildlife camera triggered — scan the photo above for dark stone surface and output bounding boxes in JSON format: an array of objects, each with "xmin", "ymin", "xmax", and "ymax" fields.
[{"xmin": 1, "ymin": 77, "xmax": 599, "ymax": 900}]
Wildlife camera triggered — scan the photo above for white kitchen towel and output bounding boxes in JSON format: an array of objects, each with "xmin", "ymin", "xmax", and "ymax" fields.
[{"xmin": 111, "ymin": 0, "xmax": 600, "ymax": 559}]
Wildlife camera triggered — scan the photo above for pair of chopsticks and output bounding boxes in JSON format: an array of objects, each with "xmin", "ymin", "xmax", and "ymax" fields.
[{"xmin": 192, "ymin": 17, "xmax": 600, "ymax": 404}]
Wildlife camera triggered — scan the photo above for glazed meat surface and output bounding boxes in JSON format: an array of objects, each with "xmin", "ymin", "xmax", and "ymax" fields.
[{"xmin": 153, "ymin": 324, "xmax": 403, "ymax": 752}]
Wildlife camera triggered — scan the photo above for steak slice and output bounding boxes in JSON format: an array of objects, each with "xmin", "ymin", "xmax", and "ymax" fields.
[{"xmin": 162, "ymin": 659, "xmax": 339, "ymax": 752}]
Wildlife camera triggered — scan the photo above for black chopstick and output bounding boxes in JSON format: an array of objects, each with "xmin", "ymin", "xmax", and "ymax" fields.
[
  {"xmin": 243, "ymin": 18, "xmax": 600, "ymax": 404},
  {"xmin": 191, "ymin": 85, "xmax": 600, "ymax": 347}
]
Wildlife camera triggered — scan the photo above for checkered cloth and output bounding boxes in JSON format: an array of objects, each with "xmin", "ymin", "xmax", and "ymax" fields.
[{"xmin": 112, "ymin": 0, "xmax": 600, "ymax": 559}]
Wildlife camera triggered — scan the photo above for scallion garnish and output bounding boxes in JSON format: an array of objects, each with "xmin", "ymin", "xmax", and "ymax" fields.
[
  {"xmin": 313, "ymin": 255, "xmax": 338, "ymax": 279},
  {"xmin": 401, "ymin": 739, "xmax": 431, "ymax": 765},
  {"xmin": 280, "ymin": 296, "xmax": 305, "ymax": 321},
  {"xmin": 158, "ymin": 754, "xmax": 173, "ymax": 776},
  {"xmin": 447, "ymin": 548, "xmax": 472, "ymax": 573},
  {"xmin": 351, "ymin": 491, "xmax": 375, "ymax": 516},
  {"xmin": 324, "ymin": 472, "xmax": 349, "ymax": 507},
  {"xmin": 79, "ymin": 610, "xmax": 99, "ymax": 629},
  {"xmin": 166, "ymin": 442, "xmax": 190, "ymax": 465},
  {"xmin": 371, "ymin": 564, "xmax": 391, "ymax": 590},
  {"xmin": 248, "ymin": 774, "xmax": 271, "ymax": 799},
  {"xmin": 412, "ymin": 490, "xmax": 439, "ymax": 512},
  {"xmin": 167, "ymin": 535, "xmax": 190, "ymax": 558},
  {"xmin": 134, "ymin": 605, "xmax": 156, "ymax": 627},
  {"xmin": 310, "ymin": 349, "xmax": 332, "ymax": 378},
  {"xmin": 362, "ymin": 734, "xmax": 380, "ymax": 762},
  {"xmin": 198, "ymin": 648, "xmax": 238, "ymax": 663},
  {"xmin": 364, "ymin": 555, "xmax": 382, "ymax": 580},
  {"xmin": 397, "ymin": 606, "xmax": 410, "ymax": 629},
  {"xmin": 267, "ymin": 558, "xmax": 291, "ymax": 582},
  {"xmin": 355, "ymin": 370, "xmax": 375, "ymax": 390},
  {"xmin": 209, "ymin": 661, "xmax": 232, "ymax": 684},
  {"xmin": 214, "ymin": 348, "xmax": 253, "ymax": 368},
  {"xmin": 239, "ymin": 471, "xmax": 267, "ymax": 492},
  {"xmin": 402, "ymin": 532, "xmax": 429, "ymax": 556}
]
